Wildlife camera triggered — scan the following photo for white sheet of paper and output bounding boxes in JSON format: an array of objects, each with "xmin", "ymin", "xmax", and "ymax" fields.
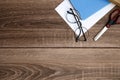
[{"xmin": 55, "ymin": 0, "xmax": 115, "ymax": 35}]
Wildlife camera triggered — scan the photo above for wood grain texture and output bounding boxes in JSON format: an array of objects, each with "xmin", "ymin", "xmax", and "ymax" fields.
[
  {"xmin": 0, "ymin": 63, "xmax": 120, "ymax": 80},
  {"xmin": 0, "ymin": 48, "xmax": 120, "ymax": 80},
  {"xmin": 0, "ymin": 0, "xmax": 120, "ymax": 80},
  {"xmin": 0, "ymin": 0, "xmax": 119, "ymax": 47}
]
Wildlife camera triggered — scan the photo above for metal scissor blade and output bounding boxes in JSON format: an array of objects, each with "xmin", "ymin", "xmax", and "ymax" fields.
[{"xmin": 94, "ymin": 26, "xmax": 108, "ymax": 41}]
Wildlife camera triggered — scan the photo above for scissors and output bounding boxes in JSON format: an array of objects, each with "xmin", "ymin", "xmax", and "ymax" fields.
[{"xmin": 94, "ymin": 9, "xmax": 120, "ymax": 41}]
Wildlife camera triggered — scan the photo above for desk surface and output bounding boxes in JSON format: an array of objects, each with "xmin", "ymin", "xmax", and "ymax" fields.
[{"xmin": 0, "ymin": 0, "xmax": 120, "ymax": 80}]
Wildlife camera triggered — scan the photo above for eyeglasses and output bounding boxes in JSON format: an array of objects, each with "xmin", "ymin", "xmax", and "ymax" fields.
[{"xmin": 66, "ymin": 8, "xmax": 88, "ymax": 42}]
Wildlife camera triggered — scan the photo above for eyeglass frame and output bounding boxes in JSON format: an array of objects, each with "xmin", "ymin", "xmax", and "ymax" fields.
[{"xmin": 66, "ymin": 8, "xmax": 87, "ymax": 42}]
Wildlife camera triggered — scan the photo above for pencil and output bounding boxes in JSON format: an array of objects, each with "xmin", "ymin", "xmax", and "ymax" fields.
[{"xmin": 109, "ymin": 0, "xmax": 120, "ymax": 7}]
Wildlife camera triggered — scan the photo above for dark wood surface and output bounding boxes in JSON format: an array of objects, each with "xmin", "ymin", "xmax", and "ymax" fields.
[{"xmin": 0, "ymin": 0, "xmax": 120, "ymax": 80}]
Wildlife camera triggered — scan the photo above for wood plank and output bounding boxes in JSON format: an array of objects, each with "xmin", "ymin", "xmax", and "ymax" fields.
[
  {"xmin": 0, "ymin": 48, "xmax": 120, "ymax": 80},
  {"xmin": 0, "ymin": 0, "xmax": 64, "ymax": 29},
  {"xmin": 0, "ymin": 48, "xmax": 120, "ymax": 63},
  {"xmin": 0, "ymin": 0, "xmax": 120, "ymax": 47},
  {"xmin": 0, "ymin": 25, "xmax": 119, "ymax": 47}
]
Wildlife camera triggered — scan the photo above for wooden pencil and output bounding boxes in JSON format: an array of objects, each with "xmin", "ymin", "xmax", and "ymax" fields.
[{"xmin": 109, "ymin": 0, "xmax": 120, "ymax": 7}]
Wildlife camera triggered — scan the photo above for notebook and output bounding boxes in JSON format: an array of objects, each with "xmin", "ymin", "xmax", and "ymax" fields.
[
  {"xmin": 55, "ymin": 0, "xmax": 115, "ymax": 36},
  {"xmin": 69, "ymin": 0, "xmax": 111, "ymax": 20}
]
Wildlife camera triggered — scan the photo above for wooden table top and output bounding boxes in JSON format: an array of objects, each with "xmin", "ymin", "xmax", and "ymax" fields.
[{"xmin": 0, "ymin": 0, "xmax": 120, "ymax": 80}]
